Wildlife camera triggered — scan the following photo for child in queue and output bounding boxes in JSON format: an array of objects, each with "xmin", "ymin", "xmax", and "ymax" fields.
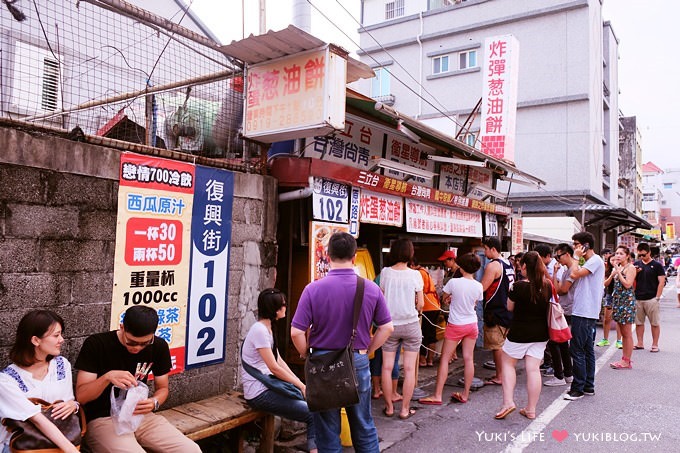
[{"xmin": 419, "ymin": 253, "xmax": 483, "ymax": 405}]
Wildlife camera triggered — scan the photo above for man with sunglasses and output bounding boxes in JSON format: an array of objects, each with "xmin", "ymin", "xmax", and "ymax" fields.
[
  {"xmin": 75, "ymin": 306, "xmax": 200, "ymax": 452},
  {"xmin": 633, "ymin": 243, "xmax": 666, "ymax": 352}
]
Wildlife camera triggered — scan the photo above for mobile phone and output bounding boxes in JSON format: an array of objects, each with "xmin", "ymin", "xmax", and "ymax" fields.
[{"xmin": 582, "ymin": 244, "xmax": 590, "ymax": 252}]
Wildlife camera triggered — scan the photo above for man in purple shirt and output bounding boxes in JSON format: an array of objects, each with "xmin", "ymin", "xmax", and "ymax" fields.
[{"xmin": 291, "ymin": 232, "xmax": 393, "ymax": 453}]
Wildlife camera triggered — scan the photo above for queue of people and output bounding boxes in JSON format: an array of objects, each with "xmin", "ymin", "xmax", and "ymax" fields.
[{"xmin": 2, "ymin": 232, "xmax": 670, "ymax": 453}]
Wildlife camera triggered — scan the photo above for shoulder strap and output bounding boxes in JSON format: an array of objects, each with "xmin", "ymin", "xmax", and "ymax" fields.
[
  {"xmin": 348, "ymin": 275, "xmax": 365, "ymax": 349},
  {"xmin": 240, "ymin": 340, "xmax": 268, "ymax": 380}
]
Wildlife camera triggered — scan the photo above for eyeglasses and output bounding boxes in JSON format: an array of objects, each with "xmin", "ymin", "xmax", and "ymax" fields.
[
  {"xmin": 637, "ymin": 253, "xmax": 648, "ymax": 258},
  {"xmin": 573, "ymin": 242, "xmax": 581, "ymax": 246},
  {"xmin": 123, "ymin": 331, "xmax": 155, "ymax": 347},
  {"xmin": 555, "ymin": 253, "xmax": 566, "ymax": 260}
]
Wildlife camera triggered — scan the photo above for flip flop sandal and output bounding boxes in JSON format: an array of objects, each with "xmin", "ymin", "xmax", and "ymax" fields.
[
  {"xmin": 494, "ymin": 406, "xmax": 516, "ymax": 420},
  {"xmin": 450, "ymin": 392, "xmax": 468, "ymax": 403},
  {"xmin": 418, "ymin": 397, "xmax": 442, "ymax": 406},
  {"xmin": 382, "ymin": 407, "xmax": 394, "ymax": 418},
  {"xmin": 519, "ymin": 408, "xmax": 536, "ymax": 420},
  {"xmin": 633, "ymin": 345, "xmax": 645, "ymax": 350},
  {"xmin": 485, "ymin": 378, "xmax": 502, "ymax": 385},
  {"xmin": 650, "ymin": 347, "xmax": 660, "ymax": 353},
  {"xmin": 399, "ymin": 408, "xmax": 417, "ymax": 420}
]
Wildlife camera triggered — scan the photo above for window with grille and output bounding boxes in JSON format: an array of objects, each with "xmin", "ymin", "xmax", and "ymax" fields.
[
  {"xmin": 10, "ymin": 41, "xmax": 62, "ymax": 113},
  {"xmin": 41, "ymin": 58, "xmax": 60, "ymax": 111},
  {"xmin": 385, "ymin": 0, "xmax": 405, "ymax": 20}
]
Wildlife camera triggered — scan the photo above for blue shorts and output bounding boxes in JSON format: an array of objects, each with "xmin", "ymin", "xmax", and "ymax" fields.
[{"xmin": 602, "ymin": 294, "xmax": 613, "ymax": 308}]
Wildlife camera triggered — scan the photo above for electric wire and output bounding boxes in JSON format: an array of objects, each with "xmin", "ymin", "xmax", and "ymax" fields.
[{"xmin": 308, "ymin": 0, "xmax": 480, "ymax": 155}]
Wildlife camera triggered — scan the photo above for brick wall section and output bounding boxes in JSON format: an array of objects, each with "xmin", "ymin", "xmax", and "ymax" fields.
[{"xmin": 0, "ymin": 126, "xmax": 278, "ymax": 407}]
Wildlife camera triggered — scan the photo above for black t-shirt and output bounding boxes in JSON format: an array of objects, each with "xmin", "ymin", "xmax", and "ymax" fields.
[
  {"xmin": 74, "ymin": 330, "xmax": 172, "ymax": 422},
  {"xmin": 506, "ymin": 281, "xmax": 550, "ymax": 343},
  {"xmin": 633, "ymin": 260, "xmax": 665, "ymax": 300}
]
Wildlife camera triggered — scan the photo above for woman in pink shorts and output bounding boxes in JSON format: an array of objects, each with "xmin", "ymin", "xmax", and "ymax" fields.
[{"xmin": 419, "ymin": 253, "xmax": 482, "ymax": 405}]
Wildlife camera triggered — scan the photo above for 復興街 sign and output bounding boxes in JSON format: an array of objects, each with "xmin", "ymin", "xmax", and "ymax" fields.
[{"xmin": 112, "ymin": 153, "xmax": 234, "ymax": 372}]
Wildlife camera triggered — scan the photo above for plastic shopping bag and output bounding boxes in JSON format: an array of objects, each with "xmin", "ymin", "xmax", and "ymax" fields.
[{"xmin": 110, "ymin": 381, "xmax": 149, "ymax": 435}]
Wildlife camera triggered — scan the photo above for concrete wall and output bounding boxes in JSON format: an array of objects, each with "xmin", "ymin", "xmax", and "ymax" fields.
[{"xmin": 0, "ymin": 126, "xmax": 278, "ymax": 407}]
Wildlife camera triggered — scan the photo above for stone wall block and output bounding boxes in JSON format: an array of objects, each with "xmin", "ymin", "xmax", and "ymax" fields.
[
  {"xmin": 79, "ymin": 210, "xmax": 117, "ymax": 241},
  {"xmin": 231, "ymin": 224, "xmax": 262, "ymax": 246},
  {"xmin": 0, "ymin": 239, "xmax": 40, "ymax": 273},
  {"xmin": 71, "ymin": 272, "xmax": 114, "ymax": 305},
  {"xmin": 0, "ymin": 309, "xmax": 28, "ymax": 346},
  {"xmin": 261, "ymin": 176, "xmax": 278, "ymax": 242},
  {"xmin": 0, "ymin": 165, "xmax": 44, "ymax": 204},
  {"xmin": 0, "ymin": 274, "xmax": 64, "ymax": 309},
  {"xmin": 6, "ymin": 204, "xmax": 80, "ymax": 239},
  {"xmin": 233, "ymin": 173, "xmax": 264, "ymax": 200},
  {"xmin": 39, "ymin": 240, "xmax": 111, "ymax": 272},
  {"xmin": 45, "ymin": 172, "xmax": 114, "ymax": 209},
  {"xmin": 58, "ymin": 304, "xmax": 110, "ymax": 338},
  {"xmin": 228, "ymin": 245, "xmax": 243, "ymax": 272}
]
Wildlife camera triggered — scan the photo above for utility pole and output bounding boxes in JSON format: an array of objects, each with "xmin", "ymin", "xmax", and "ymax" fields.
[{"xmin": 259, "ymin": 0, "xmax": 266, "ymax": 34}]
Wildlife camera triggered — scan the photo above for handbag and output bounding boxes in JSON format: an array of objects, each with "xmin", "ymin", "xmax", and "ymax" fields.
[
  {"xmin": 240, "ymin": 344, "xmax": 304, "ymax": 401},
  {"xmin": 2, "ymin": 398, "xmax": 86, "ymax": 453},
  {"xmin": 304, "ymin": 276, "xmax": 364, "ymax": 412},
  {"xmin": 548, "ymin": 282, "xmax": 572, "ymax": 343}
]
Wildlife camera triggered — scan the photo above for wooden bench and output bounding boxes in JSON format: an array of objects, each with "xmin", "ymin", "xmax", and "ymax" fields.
[{"xmin": 159, "ymin": 391, "xmax": 275, "ymax": 452}]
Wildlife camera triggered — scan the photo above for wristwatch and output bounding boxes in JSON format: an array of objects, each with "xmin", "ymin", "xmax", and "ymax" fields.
[{"xmin": 152, "ymin": 397, "xmax": 160, "ymax": 412}]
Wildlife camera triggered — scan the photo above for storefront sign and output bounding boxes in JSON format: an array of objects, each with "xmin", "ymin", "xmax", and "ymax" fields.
[
  {"xmin": 439, "ymin": 163, "xmax": 494, "ymax": 200},
  {"xmin": 185, "ymin": 167, "xmax": 234, "ymax": 369},
  {"xmin": 349, "ymin": 187, "xmax": 360, "ymax": 237},
  {"xmin": 112, "ymin": 153, "xmax": 234, "ymax": 374},
  {"xmin": 270, "ymin": 157, "xmax": 512, "ymax": 216},
  {"xmin": 479, "ymin": 35, "xmax": 519, "ymax": 163},
  {"xmin": 485, "ymin": 213, "xmax": 498, "ymax": 237},
  {"xmin": 304, "ymin": 114, "xmax": 384, "ymax": 170},
  {"xmin": 383, "ymin": 131, "xmax": 435, "ymax": 187},
  {"xmin": 244, "ymin": 48, "xmax": 347, "ymax": 142},
  {"xmin": 113, "ymin": 153, "xmax": 194, "ymax": 374},
  {"xmin": 360, "ymin": 190, "xmax": 403, "ymax": 227},
  {"xmin": 618, "ymin": 233, "xmax": 635, "ymax": 249},
  {"xmin": 405, "ymin": 199, "xmax": 482, "ymax": 237},
  {"xmin": 310, "ymin": 221, "xmax": 350, "ymax": 281},
  {"xmin": 312, "ymin": 177, "xmax": 349, "ymax": 223},
  {"xmin": 511, "ymin": 216, "xmax": 524, "ymax": 254}
]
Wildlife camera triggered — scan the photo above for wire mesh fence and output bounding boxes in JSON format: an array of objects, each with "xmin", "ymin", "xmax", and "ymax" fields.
[{"xmin": 1, "ymin": 0, "xmax": 255, "ymax": 162}]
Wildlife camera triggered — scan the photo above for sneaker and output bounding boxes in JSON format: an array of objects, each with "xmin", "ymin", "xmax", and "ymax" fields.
[
  {"xmin": 583, "ymin": 388, "xmax": 595, "ymax": 396},
  {"xmin": 544, "ymin": 377, "xmax": 567, "ymax": 386},
  {"xmin": 596, "ymin": 339, "xmax": 610, "ymax": 347},
  {"xmin": 542, "ymin": 367, "xmax": 554, "ymax": 377},
  {"xmin": 564, "ymin": 390, "xmax": 584, "ymax": 400},
  {"xmin": 482, "ymin": 360, "xmax": 496, "ymax": 370},
  {"xmin": 539, "ymin": 362, "xmax": 551, "ymax": 371},
  {"xmin": 615, "ymin": 340, "xmax": 623, "ymax": 349},
  {"xmin": 565, "ymin": 376, "xmax": 574, "ymax": 384}
]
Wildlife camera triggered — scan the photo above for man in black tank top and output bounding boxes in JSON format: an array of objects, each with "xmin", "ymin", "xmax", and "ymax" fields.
[{"xmin": 480, "ymin": 237, "xmax": 515, "ymax": 385}]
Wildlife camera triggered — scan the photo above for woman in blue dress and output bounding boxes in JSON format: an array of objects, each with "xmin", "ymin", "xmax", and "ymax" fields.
[{"xmin": 609, "ymin": 245, "xmax": 637, "ymax": 369}]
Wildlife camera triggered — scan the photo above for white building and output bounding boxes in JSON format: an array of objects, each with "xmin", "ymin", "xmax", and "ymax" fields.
[
  {"xmin": 642, "ymin": 161, "xmax": 664, "ymax": 228},
  {"xmin": 355, "ymin": 0, "xmax": 649, "ymax": 247}
]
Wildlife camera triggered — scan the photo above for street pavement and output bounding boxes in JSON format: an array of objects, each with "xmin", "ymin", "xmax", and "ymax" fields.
[{"xmin": 365, "ymin": 281, "xmax": 680, "ymax": 452}]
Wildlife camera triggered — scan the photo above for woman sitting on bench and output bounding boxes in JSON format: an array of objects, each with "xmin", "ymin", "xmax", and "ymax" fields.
[{"xmin": 240, "ymin": 289, "xmax": 317, "ymax": 453}]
